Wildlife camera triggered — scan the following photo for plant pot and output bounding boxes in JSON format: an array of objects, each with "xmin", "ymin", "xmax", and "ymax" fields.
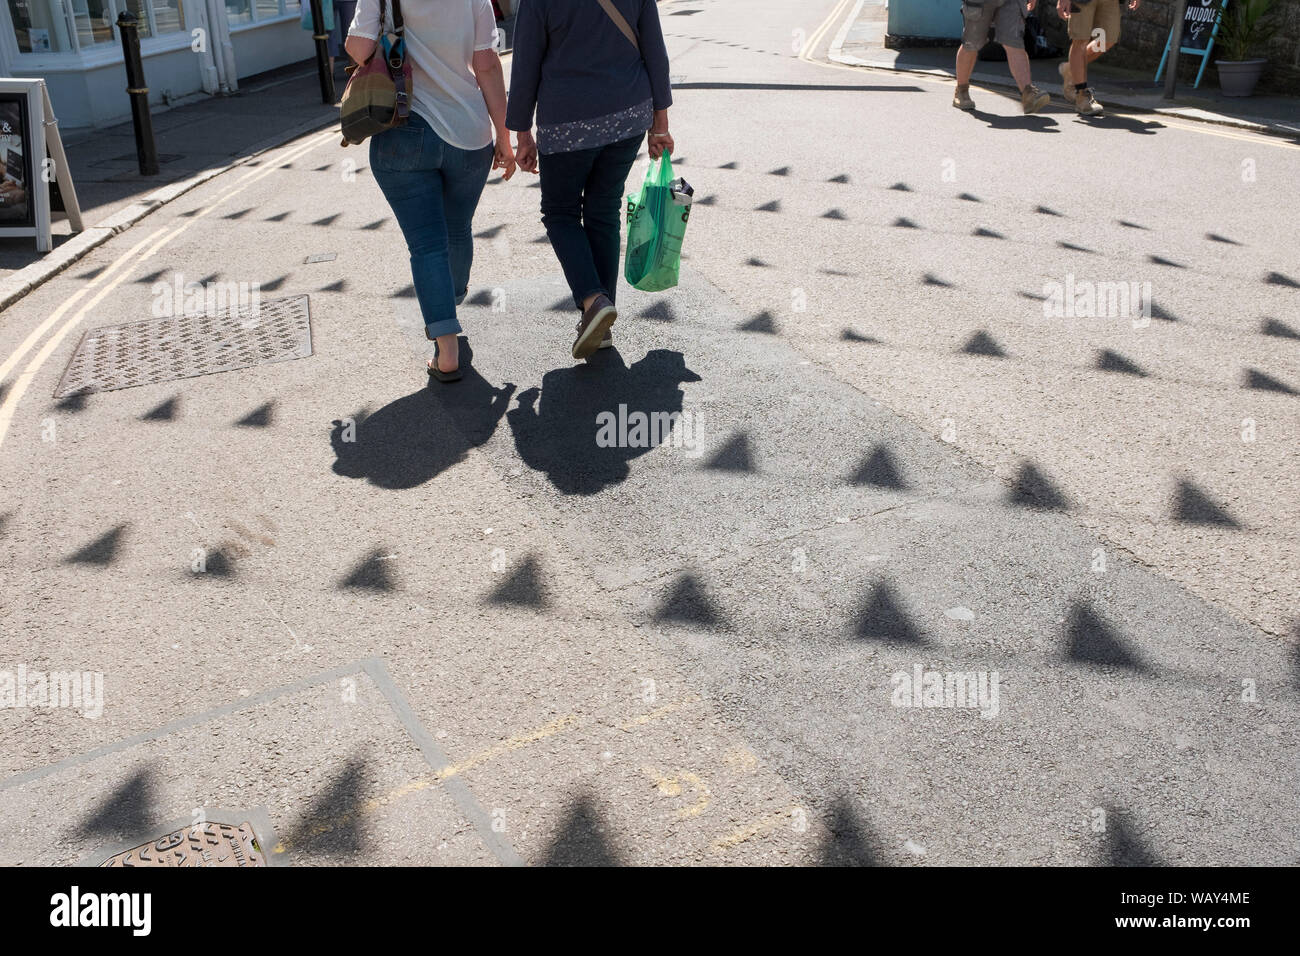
[{"xmin": 1215, "ymin": 58, "xmax": 1267, "ymax": 97}]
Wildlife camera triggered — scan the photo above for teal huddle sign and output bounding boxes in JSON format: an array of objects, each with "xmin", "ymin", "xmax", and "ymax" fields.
[{"xmin": 1155, "ymin": 0, "xmax": 1230, "ymax": 88}]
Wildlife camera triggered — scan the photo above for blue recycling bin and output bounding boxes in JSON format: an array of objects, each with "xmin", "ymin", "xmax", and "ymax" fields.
[{"xmin": 887, "ymin": 0, "xmax": 964, "ymax": 41}]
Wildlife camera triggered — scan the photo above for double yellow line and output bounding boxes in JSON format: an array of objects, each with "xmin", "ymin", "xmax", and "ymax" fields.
[
  {"xmin": 0, "ymin": 128, "xmax": 338, "ymax": 450},
  {"xmin": 799, "ymin": 0, "xmax": 856, "ymax": 64}
]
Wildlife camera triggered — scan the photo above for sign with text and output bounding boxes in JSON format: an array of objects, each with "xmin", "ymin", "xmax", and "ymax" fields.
[
  {"xmin": 1155, "ymin": 0, "xmax": 1230, "ymax": 88},
  {"xmin": 0, "ymin": 78, "xmax": 83, "ymax": 252}
]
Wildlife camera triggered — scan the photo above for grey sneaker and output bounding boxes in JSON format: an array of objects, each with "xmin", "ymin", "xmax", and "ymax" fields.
[
  {"xmin": 1021, "ymin": 84, "xmax": 1050, "ymax": 114},
  {"xmin": 573, "ymin": 294, "xmax": 617, "ymax": 359},
  {"xmin": 1074, "ymin": 86, "xmax": 1104, "ymax": 116},
  {"xmin": 953, "ymin": 84, "xmax": 975, "ymax": 111},
  {"xmin": 1058, "ymin": 61, "xmax": 1076, "ymax": 103}
]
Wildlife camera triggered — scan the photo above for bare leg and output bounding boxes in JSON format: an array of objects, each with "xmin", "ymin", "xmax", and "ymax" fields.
[
  {"xmin": 956, "ymin": 46, "xmax": 978, "ymax": 86},
  {"xmin": 1071, "ymin": 39, "xmax": 1111, "ymax": 87},
  {"xmin": 1069, "ymin": 40, "xmax": 1088, "ymax": 85},
  {"xmin": 433, "ymin": 333, "xmax": 458, "ymax": 373},
  {"xmin": 1006, "ymin": 47, "xmax": 1033, "ymax": 91}
]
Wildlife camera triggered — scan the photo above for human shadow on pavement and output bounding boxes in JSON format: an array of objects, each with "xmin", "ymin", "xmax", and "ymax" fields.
[
  {"xmin": 506, "ymin": 348, "xmax": 701, "ymax": 496},
  {"xmin": 1076, "ymin": 113, "xmax": 1163, "ymax": 136},
  {"xmin": 330, "ymin": 339, "xmax": 515, "ymax": 490},
  {"xmin": 969, "ymin": 110, "xmax": 1060, "ymax": 133}
]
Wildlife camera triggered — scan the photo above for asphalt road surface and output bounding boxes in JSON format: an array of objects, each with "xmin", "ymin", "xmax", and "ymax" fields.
[{"xmin": 0, "ymin": 0, "xmax": 1296, "ymax": 866}]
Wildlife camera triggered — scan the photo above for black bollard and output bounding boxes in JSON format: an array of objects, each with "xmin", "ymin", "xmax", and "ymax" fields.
[
  {"xmin": 116, "ymin": 11, "xmax": 159, "ymax": 176},
  {"xmin": 309, "ymin": 0, "xmax": 337, "ymax": 104}
]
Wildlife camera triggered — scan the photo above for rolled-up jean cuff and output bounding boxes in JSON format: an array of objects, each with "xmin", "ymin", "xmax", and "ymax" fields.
[{"xmin": 425, "ymin": 317, "xmax": 462, "ymax": 338}]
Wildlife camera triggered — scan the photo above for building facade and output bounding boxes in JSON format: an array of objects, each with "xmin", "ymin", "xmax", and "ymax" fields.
[{"xmin": 0, "ymin": 0, "xmax": 311, "ymax": 130}]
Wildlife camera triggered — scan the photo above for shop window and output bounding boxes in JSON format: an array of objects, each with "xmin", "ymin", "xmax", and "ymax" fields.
[
  {"xmin": 72, "ymin": 0, "xmax": 116, "ymax": 47},
  {"xmin": 6, "ymin": 0, "xmax": 187, "ymax": 54},
  {"xmin": 226, "ymin": 0, "xmax": 289, "ymax": 26},
  {"xmin": 6, "ymin": 0, "xmax": 78, "ymax": 51}
]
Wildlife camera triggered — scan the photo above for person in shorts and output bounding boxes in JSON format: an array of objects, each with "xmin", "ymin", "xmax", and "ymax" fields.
[
  {"xmin": 953, "ymin": 0, "xmax": 1051, "ymax": 114},
  {"xmin": 1057, "ymin": 0, "xmax": 1141, "ymax": 116}
]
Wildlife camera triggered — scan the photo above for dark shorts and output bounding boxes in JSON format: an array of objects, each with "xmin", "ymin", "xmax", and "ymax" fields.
[{"xmin": 960, "ymin": 0, "xmax": 1028, "ymax": 51}]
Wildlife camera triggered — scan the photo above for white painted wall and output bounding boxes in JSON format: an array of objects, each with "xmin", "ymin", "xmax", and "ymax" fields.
[{"xmin": 2, "ymin": 7, "xmax": 310, "ymax": 131}]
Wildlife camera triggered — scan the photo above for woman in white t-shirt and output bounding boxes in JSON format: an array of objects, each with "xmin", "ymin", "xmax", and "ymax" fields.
[{"xmin": 346, "ymin": 0, "xmax": 515, "ymax": 383}]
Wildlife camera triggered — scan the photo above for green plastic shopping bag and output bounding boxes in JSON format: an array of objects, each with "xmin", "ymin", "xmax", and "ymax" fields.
[{"xmin": 624, "ymin": 152, "xmax": 692, "ymax": 293}]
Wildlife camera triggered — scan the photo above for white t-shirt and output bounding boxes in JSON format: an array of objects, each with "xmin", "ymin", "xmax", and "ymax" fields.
[{"xmin": 348, "ymin": 0, "xmax": 499, "ymax": 151}]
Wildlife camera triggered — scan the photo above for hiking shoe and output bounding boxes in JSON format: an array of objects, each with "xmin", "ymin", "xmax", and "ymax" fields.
[
  {"xmin": 573, "ymin": 294, "xmax": 617, "ymax": 359},
  {"xmin": 1021, "ymin": 84, "xmax": 1050, "ymax": 114},
  {"xmin": 1058, "ymin": 61, "xmax": 1076, "ymax": 103},
  {"xmin": 953, "ymin": 85, "xmax": 975, "ymax": 111},
  {"xmin": 1075, "ymin": 86, "xmax": 1104, "ymax": 116}
]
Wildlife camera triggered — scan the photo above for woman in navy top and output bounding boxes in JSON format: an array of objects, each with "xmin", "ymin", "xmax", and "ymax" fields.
[{"xmin": 506, "ymin": 0, "xmax": 674, "ymax": 360}]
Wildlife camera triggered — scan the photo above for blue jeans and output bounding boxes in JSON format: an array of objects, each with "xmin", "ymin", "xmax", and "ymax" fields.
[
  {"xmin": 370, "ymin": 113, "xmax": 494, "ymax": 338},
  {"xmin": 539, "ymin": 134, "xmax": 643, "ymax": 311}
]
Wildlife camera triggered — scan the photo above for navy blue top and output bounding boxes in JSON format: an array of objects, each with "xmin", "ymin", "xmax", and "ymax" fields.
[{"xmin": 505, "ymin": 0, "xmax": 673, "ymax": 147}]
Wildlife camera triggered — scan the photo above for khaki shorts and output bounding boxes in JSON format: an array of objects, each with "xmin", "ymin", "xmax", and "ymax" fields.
[
  {"xmin": 960, "ymin": 0, "xmax": 1028, "ymax": 51},
  {"xmin": 1067, "ymin": 0, "xmax": 1122, "ymax": 46}
]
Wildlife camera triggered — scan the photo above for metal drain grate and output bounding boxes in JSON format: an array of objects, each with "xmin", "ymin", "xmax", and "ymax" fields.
[
  {"xmin": 100, "ymin": 821, "xmax": 267, "ymax": 867},
  {"xmin": 55, "ymin": 295, "xmax": 313, "ymax": 397}
]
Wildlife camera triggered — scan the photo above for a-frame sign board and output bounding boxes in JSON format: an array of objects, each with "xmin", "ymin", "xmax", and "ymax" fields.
[
  {"xmin": 0, "ymin": 78, "xmax": 84, "ymax": 253},
  {"xmin": 1155, "ymin": 0, "xmax": 1231, "ymax": 89}
]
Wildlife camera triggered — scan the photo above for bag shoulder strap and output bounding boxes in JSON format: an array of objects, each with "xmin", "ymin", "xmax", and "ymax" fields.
[
  {"xmin": 392, "ymin": 0, "xmax": 404, "ymax": 34},
  {"xmin": 595, "ymin": 0, "xmax": 639, "ymax": 53}
]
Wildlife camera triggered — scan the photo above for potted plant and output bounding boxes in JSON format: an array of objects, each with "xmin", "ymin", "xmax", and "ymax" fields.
[{"xmin": 1215, "ymin": 0, "xmax": 1275, "ymax": 96}]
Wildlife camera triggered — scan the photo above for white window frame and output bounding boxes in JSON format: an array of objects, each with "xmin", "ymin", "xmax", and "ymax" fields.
[
  {"xmin": 227, "ymin": 0, "xmax": 298, "ymax": 33},
  {"xmin": 0, "ymin": 0, "xmax": 194, "ymax": 70}
]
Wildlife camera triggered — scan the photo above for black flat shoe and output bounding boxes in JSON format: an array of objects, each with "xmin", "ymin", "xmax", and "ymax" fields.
[{"xmin": 427, "ymin": 342, "xmax": 463, "ymax": 383}]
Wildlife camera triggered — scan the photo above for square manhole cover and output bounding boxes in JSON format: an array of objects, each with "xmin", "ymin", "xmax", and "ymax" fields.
[
  {"xmin": 100, "ymin": 821, "xmax": 267, "ymax": 867},
  {"xmin": 55, "ymin": 294, "xmax": 312, "ymax": 397}
]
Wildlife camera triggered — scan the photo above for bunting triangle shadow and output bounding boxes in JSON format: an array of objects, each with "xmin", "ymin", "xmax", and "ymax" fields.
[
  {"xmin": 962, "ymin": 330, "xmax": 1006, "ymax": 357},
  {"xmin": 340, "ymin": 549, "xmax": 396, "ymax": 591},
  {"xmin": 1102, "ymin": 807, "xmax": 1161, "ymax": 866},
  {"xmin": 1065, "ymin": 601, "xmax": 1148, "ymax": 672},
  {"xmin": 704, "ymin": 432, "xmax": 755, "ymax": 472},
  {"xmin": 77, "ymin": 769, "xmax": 155, "ymax": 837},
  {"xmin": 652, "ymin": 572, "xmax": 726, "ymax": 629},
  {"xmin": 1172, "ymin": 480, "xmax": 1239, "ymax": 527},
  {"xmin": 235, "ymin": 403, "xmax": 274, "ymax": 428},
  {"xmin": 818, "ymin": 795, "xmax": 882, "ymax": 866},
  {"xmin": 639, "ymin": 301, "xmax": 676, "ymax": 322},
  {"xmin": 489, "ymin": 555, "xmax": 548, "ymax": 608},
  {"xmin": 739, "ymin": 312, "xmax": 777, "ymax": 334},
  {"xmin": 1008, "ymin": 463, "xmax": 1069, "ymax": 510},
  {"xmin": 141, "ymin": 396, "xmax": 179, "ymax": 421},
  {"xmin": 1243, "ymin": 368, "xmax": 1297, "ymax": 395},
  {"xmin": 852, "ymin": 582, "xmax": 925, "ymax": 644},
  {"xmin": 849, "ymin": 446, "xmax": 907, "ymax": 489},
  {"xmin": 66, "ymin": 524, "xmax": 128, "ymax": 566},
  {"xmin": 1095, "ymin": 350, "xmax": 1147, "ymax": 377},
  {"xmin": 542, "ymin": 794, "xmax": 624, "ymax": 866}
]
